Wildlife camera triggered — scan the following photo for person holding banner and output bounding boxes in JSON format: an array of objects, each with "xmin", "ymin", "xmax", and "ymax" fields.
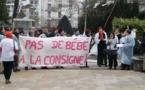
[
  {"xmin": 49, "ymin": 28, "xmax": 59, "ymax": 37},
  {"xmin": 40, "ymin": 28, "xmax": 49, "ymax": 69},
  {"xmin": 39, "ymin": 28, "xmax": 49, "ymax": 38},
  {"xmin": 83, "ymin": 29, "xmax": 92, "ymax": 68},
  {"xmin": 24, "ymin": 31, "xmax": 35, "ymax": 70},
  {"xmin": 72, "ymin": 29, "xmax": 82, "ymax": 37},
  {"xmin": 36, "ymin": 29, "xmax": 42, "ymax": 37},
  {"xmin": 57, "ymin": 28, "xmax": 67, "ymax": 37},
  {"xmin": 0, "ymin": 27, "xmax": 5, "ymax": 74},
  {"xmin": 55, "ymin": 28, "xmax": 67, "ymax": 68},
  {"xmin": 0, "ymin": 31, "xmax": 18, "ymax": 84},
  {"xmin": 12, "ymin": 28, "xmax": 21, "ymax": 72}
]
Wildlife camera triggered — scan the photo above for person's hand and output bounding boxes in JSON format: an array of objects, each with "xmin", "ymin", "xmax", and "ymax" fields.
[{"xmin": 109, "ymin": 39, "xmax": 112, "ymax": 43}]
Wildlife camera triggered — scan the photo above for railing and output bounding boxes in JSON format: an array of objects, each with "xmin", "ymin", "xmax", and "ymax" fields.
[
  {"xmin": 6, "ymin": 0, "xmax": 15, "ymax": 3},
  {"xmin": 29, "ymin": 15, "xmax": 39, "ymax": 19}
]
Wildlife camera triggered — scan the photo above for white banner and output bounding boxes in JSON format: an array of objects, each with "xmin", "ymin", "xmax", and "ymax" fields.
[{"xmin": 19, "ymin": 36, "xmax": 91, "ymax": 67}]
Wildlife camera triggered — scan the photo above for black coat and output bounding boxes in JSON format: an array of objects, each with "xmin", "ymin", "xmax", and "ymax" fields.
[{"xmin": 141, "ymin": 32, "xmax": 145, "ymax": 53}]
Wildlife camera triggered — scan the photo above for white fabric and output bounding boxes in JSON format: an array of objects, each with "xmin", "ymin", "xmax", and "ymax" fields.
[
  {"xmin": 131, "ymin": 31, "xmax": 136, "ymax": 38},
  {"xmin": 0, "ymin": 38, "xmax": 18, "ymax": 61},
  {"xmin": 94, "ymin": 32, "xmax": 108, "ymax": 44},
  {"xmin": 72, "ymin": 34, "xmax": 82, "ymax": 37},
  {"xmin": 57, "ymin": 34, "xmax": 67, "ymax": 37},
  {"xmin": 118, "ymin": 35, "xmax": 135, "ymax": 65},
  {"xmin": 117, "ymin": 37, "xmax": 125, "ymax": 59},
  {"xmin": 19, "ymin": 36, "xmax": 91, "ymax": 67},
  {"xmin": 107, "ymin": 36, "xmax": 118, "ymax": 50},
  {"xmin": 89, "ymin": 43, "xmax": 98, "ymax": 55}
]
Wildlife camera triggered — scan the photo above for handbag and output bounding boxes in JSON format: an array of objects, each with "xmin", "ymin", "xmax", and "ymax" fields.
[
  {"xmin": 111, "ymin": 50, "xmax": 117, "ymax": 55},
  {"xmin": 105, "ymin": 49, "xmax": 111, "ymax": 55},
  {"xmin": 13, "ymin": 40, "xmax": 18, "ymax": 64},
  {"xmin": 104, "ymin": 45, "xmax": 111, "ymax": 55}
]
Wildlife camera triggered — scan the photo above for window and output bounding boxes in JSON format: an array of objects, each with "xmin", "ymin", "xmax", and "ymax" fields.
[
  {"xmin": 30, "ymin": 1, "xmax": 33, "ymax": 4},
  {"xmin": 30, "ymin": 0, "xmax": 38, "ymax": 5},
  {"xmin": 48, "ymin": 12, "xmax": 51, "ymax": 18},
  {"xmin": 48, "ymin": 0, "xmax": 51, "ymax": 2},
  {"xmin": 58, "ymin": 0, "xmax": 62, "ymax": 3},
  {"xmin": 48, "ymin": 4, "xmax": 51, "ymax": 8},
  {"xmin": 34, "ymin": 12, "xmax": 38, "ymax": 16},
  {"xmin": 22, "ymin": 10, "xmax": 26, "ymax": 13},
  {"xmin": 58, "ymin": 4, "xmax": 62, "ymax": 8},
  {"xmin": 7, "ymin": 0, "xmax": 15, "ymax": 3},
  {"xmin": 69, "ymin": 4, "xmax": 72, "ymax": 8},
  {"xmin": 69, "ymin": 0, "xmax": 73, "ymax": 3},
  {"xmin": 47, "ymin": 4, "xmax": 51, "ymax": 12},
  {"xmin": 30, "ymin": 11, "xmax": 33, "ymax": 15},
  {"xmin": 35, "ymin": 1, "xmax": 38, "ymax": 4},
  {"xmin": 58, "ymin": 12, "xmax": 61, "ymax": 18}
]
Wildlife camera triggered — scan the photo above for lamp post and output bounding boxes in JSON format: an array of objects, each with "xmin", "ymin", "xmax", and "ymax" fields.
[{"xmin": 84, "ymin": 0, "xmax": 87, "ymax": 34}]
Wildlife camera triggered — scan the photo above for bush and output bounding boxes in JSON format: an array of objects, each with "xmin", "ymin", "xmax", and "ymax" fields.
[
  {"xmin": 112, "ymin": 17, "xmax": 145, "ymax": 54},
  {"xmin": 112, "ymin": 17, "xmax": 145, "ymax": 40}
]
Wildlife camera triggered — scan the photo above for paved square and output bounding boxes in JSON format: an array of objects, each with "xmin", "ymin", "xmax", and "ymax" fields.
[{"xmin": 0, "ymin": 60, "xmax": 145, "ymax": 90}]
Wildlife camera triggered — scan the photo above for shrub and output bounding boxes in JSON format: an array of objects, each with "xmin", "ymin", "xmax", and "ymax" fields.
[{"xmin": 112, "ymin": 17, "xmax": 145, "ymax": 54}]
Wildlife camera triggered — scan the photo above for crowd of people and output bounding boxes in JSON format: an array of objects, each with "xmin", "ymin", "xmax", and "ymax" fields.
[{"xmin": 0, "ymin": 25, "xmax": 145, "ymax": 84}]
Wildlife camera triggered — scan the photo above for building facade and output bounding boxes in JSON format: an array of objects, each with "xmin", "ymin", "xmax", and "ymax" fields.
[{"xmin": 6, "ymin": 0, "xmax": 82, "ymax": 29}]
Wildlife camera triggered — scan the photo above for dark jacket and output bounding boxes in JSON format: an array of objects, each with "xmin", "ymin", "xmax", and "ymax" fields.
[
  {"xmin": 49, "ymin": 33, "xmax": 59, "ymax": 37},
  {"xmin": 141, "ymin": 32, "xmax": 145, "ymax": 53},
  {"xmin": 13, "ymin": 32, "xmax": 19, "ymax": 39}
]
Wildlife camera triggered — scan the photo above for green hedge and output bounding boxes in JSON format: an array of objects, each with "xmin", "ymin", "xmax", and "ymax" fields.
[
  {"xmin": 112, "ymin": 17, "xmax": 145, "ymax": 40},
  {"xmin": 112, "ymin": 17, "xmax": 145, "ymax": 54}
]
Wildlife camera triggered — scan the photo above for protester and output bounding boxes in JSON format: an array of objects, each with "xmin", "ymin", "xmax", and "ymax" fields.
[
  {"xmin": 55, "ymin": 28, "xmax": 67, "ymax": 68},
  {"xmin": 127, "ymin": 25, "xmax": 136, "ymax": 38},
  {"xmin": 12, "ymin": 28, "xmax": 20, "ymax": 72},
  {"xmin": 140, "ymin": 28, "xmax": 145, "ymax": 72},
  {"xmin": 102, "ymin": 29, "xmax": 108, "ymax": 66},
  {"xmin": 57, "ymin": 28, "xmax": 67, "ymax": 37},
  {"xmin": 0, "ymin": 27, "xmax": 5, "ymax": 74},
  {"xmin": 25, "ymin": 31, "xmax": 35, "ymax": 71},
  {"xmin": 49, "ymin": 28, "xmax": 59, "ymax": 37},
  {"xmin": 115, "ymin": 28, "xmax": 122, "ymax": 41},
  {"xmin": 13, "ymin": 28, "xmax": 19, "ymax": 39},
  {"xmin": 90, "ymin": 31, "xmax": 98, "ymax": 56},
  {"xmin": 84, "ymin": 29, "xmax": 93, "ymax": 68},
  {"xmin": 72, "ymin": 29, "xmax": 81, "ymax": 37},
  {"xmin": 39, "ymin": 28, "xmax": 49, "ymax": 38},
  {"xmin": 107, "ymin": 32, "xmax": 118, "ymax": 70},
  {"xmin": 0, "ymin": 31, "xmax": 18, "ymax": 84},
  {"xmin": 31, "ymin": 27, "xmax": 37, "ymax": 37},
  {"xmin": 39, "ymin": 28, "xmax": 49, "ymax": 69},
  {"xmin": 119, "ymin": 29, "xmax": 135, "ymax": 70},
  {"xmin": 36, "ymin": 29, "xmax": 42, "ymax": 37},
  {"xmin": 19, "ymin": 31, "xmax": 24, "ymax": 36},
  {"xmin": 95, "ymin": 27, "xmax": 107, "ymax": 67}
]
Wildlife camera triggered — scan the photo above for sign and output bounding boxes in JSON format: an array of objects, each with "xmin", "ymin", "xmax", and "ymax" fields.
[{"xmin": 19, "ymin": 36, "xmax": 91, "ymax": 67}]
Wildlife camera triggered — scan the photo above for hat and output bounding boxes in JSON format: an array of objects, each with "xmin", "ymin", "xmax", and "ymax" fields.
[{"xmin": 5, "ymin": 31, "xmax": 12, "ymax": 38}]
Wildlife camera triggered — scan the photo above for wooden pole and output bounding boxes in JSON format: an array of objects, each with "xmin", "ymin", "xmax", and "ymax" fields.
[
  {"xmin": 83, "ymin": 0, "xmax": 87, "ymax": 34},
  {"xmin": 104, "ymin": 0, "xmax": 117, "ymax": 28},
  {"xmin": 12, "ymin": 0, "xmax": 19, "ymax": 30}
]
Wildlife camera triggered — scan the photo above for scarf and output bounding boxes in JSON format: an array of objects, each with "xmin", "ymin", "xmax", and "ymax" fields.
[
  {"xmin": 99, "ymin": 31, "xmax": 104, "ymax": 40},
  {"xmin": 75, "ymin": 34, "xmax": 80, "ymax": 36}
]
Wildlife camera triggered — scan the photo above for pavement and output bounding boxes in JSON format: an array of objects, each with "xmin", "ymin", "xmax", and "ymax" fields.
[{"xmin": 0, "ymin": 59, "xmax": 145, "ymax": 90}]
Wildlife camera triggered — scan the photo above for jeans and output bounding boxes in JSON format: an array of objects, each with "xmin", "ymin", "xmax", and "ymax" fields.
[
  {"xmin": 13, "ymin": 62, "xmax": 18, "ymax": 70},
  {"xmin": 108, "ymin": 54, "xmax": 117, "ymax": 68},
  {"xmin": 3, "ymin": 61, "xmax": 13, "ymax": 80},
  {"xmin": 98, "ymin": 54, "xmax": 107, "ymax": 66}
]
